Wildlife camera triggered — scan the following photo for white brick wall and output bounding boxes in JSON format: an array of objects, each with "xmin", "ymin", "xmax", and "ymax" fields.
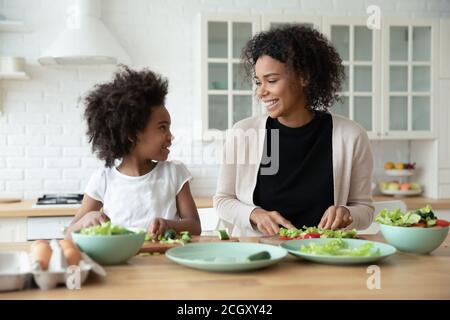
[{"xmin": 1, "ymin": 0, "xmax": 449, "ymax": 198}]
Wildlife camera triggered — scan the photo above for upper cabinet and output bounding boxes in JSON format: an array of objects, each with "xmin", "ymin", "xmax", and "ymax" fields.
[
  {"xmin": 323, "ymin": 17, "xmax": 381, "ymax": 139},
  {"xmin": 201, "ymin": 15, "xmax": 260, "ymax": 132},
  {"xmin": 201, "ymin": 15, "xmax": 440, "ymax": 140},
  {"xmin": 324, "ymin": 17, "xmax": 438, "ymax": 140},
  {"xmin": 382, "ymin": 18, "xmax": 438, "ymax": 139},
  {"xmin": 439, "ymin": 19, "xmax": 450, "ymax": 79},
  {"xmin": 261, "ymin": 14, "xmax": 321, "ymax": 31}
]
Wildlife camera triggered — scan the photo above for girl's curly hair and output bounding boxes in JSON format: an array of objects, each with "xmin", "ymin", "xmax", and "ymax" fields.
[
  {"xmin": 242, "ymin": 25, "xmax": 344, "ymax": 112},
  {"xmin": 84, "ymin": 65, "xmax": 168, "ymax": 167}
]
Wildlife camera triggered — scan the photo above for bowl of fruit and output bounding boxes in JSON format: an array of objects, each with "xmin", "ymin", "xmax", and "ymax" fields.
[
  {"xmin": 384, "ymin": 161, "xmax": 416, "ymax": 176},
  {"xmin": 375, "ymin": 205, "xmax": 449, "ymax": 254},
  {"xmin": 379, "ymin": 181, "xmax": 422, "ymax": 196}
]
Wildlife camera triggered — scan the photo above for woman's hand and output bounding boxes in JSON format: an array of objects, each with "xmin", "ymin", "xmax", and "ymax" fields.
[
  {"xmin": 80, "ymin": 211, "xmax": 109, "ymax": 228},
  {"xmin": 250, "ymin": 208, "xmax": 296, "ymax": 236},
  {"xmin": 149, "ymin": 217, "xmax": 169, "ymax": 238},
  {"xmin": 318, "ymin": 205, "xmax": 353, "ymax": 230}
]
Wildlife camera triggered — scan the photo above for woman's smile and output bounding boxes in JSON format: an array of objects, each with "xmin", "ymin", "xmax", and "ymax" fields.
[{"xmin": 263, "ymin": 99, "xmax": 280, "ymax": 112}]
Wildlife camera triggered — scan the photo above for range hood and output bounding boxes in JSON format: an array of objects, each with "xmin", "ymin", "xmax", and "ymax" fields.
[{"xmin": 38, "ymin": 0, "xmax": 131, "ymax": 65}]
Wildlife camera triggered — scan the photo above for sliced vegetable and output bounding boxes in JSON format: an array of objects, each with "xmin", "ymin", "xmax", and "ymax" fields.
[
  {"xmin": 247, "ymin": 251, "xmax": 271, "ymax": 261},
  {"xmin": 163, "ymin": 228, "xmax": 177, "ymax": 240},
  {"xmin": 436, "ymin": 219, "xmax": 450, "ymax": 227},
  {"xmin": 180, "ymin": 231, "xmax": 191, "ymax": 242},
  {"xmin": 218, "ymin": 229, "xmax": 230, "ymax": 240},
  {"xmin": 411, "ymin": 222, "xmax": 426, "ymax": 228},
  {"xmin": 158, "ymin": 230, "xmax": 191, "ymax": 245},
  {"xmin": 303, "ymin": 233, "xmax": 320, "ymax": 239},
  {"xmin": 278, "ymin": 227, "xmax": 357, "ymax": 240}
]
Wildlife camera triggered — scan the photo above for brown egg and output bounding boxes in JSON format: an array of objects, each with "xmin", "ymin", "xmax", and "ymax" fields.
[{"xmin": 64, "ymin": 247, "xmax": 81, "ymax": 266}]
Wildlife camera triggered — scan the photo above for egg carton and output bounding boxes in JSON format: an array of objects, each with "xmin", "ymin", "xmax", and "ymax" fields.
[{"xmin": 0, "ymin": 240, "xmax": 106, "ymax": 292}]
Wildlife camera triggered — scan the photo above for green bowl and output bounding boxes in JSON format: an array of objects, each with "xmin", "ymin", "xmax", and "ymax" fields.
[
  {"xmin": 71, "ymin": 231, "xmax": 145, "ymax": 265},
  {"xmin": 379, "ymin": 224, "xmax": 448, "ymax": 254}
]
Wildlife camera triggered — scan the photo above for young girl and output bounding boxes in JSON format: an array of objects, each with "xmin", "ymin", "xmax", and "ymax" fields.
[{"xmin": 66, "ymin": 66, "xmax": 201, "ymax": 238}]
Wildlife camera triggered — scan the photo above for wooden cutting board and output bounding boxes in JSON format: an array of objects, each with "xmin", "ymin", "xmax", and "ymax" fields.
[
  {"xmin": 258, "ymin": 236, "xmax": 283, "ymax": 246},
  {"xmin": 0, "ymin": 198, "xmax": 21, "ymax": 204},
  {"xmin": 138, "ymin": 235, "xmax": 239, "ymax": 253}
]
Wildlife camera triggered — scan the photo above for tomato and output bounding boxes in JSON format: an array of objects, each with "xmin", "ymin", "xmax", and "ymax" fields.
[
  {"xmin": 279, "ymin": 235, "xmax": 303, "ymax": 240},
  {"xmin": 303, "ymin": 233, "xmax": 321, "ymax": 239},
  {"xmin": 411, "ymin": 222, "xmax": 426, "ymax": 228},
  {"xmin": 436, "ymin": 219, "xmax": 450, "ymax": 227}
]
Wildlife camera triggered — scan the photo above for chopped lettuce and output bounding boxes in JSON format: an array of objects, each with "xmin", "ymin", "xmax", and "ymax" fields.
[
  {"xmin": 375, "ymin": 205, "xmax": 437, "ymax": 227},
  {"xmin": 278, "ymin": 226, "xmax": 357, "ymax": 239},
  {"xmin": 79, "ymin": 221, "xmax": 143, "ymax": 236},
  {"xmin": 299, "ymin": 239, "xmax": 380, "ymax": 257},
  {"xmin": 157, "ymin": 230, "xmax": 191, "ymax": 245}
]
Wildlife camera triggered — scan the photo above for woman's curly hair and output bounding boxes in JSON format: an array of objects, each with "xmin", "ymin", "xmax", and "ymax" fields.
[
  {"xmin": 84, "ymin": 65, "xmax": 168, "ymax": 167},
  {"xmin": 242, "ymin": 25, "xmax": 344, "ymax": 112}
]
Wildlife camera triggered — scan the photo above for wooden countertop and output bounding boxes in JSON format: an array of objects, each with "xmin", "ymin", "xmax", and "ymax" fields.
[
  {"xmin": 0, "ymin": 197, "xmax": 214, "ymax": 218},
  {"xmin": 1, "ymin": 196, "xmax": 448, "ymax": 218},
  {"xmin": 373, "ymin": 196, "xmax": 450, "ymax": 210},
  {"xmin": 0, "ymin": 234, "xmax": 449, "ymax": 299}
]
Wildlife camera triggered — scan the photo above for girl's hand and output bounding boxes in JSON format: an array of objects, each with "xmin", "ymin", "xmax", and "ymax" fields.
[
  {"xmin": 149, "ymin": 218, "xmax": 169, "ymax": 238},
  {"xmin": 80, "ymin": 211, "xmax": 109, "ymax": 228},
  {"xmin": 318, "ymin": 206, "xmax": 353, "ymax": 230},
  {"xmin": 250, "ymin": 208, "xmax": 295, "ymax": 236}
]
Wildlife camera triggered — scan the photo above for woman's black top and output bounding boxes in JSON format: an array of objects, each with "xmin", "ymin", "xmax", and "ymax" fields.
[{"xmin": 253, "ymin": 112, "xmax": 334, "ymax": 228}]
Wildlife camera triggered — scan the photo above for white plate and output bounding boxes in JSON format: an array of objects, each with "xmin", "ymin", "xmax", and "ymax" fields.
[
  {"xmin": 380, "ymin": 189, "xmax": 422, "ymax": 196},
  {"xmin": 384, "ymin": 169, "xmax": 414, "ymax": 176}
]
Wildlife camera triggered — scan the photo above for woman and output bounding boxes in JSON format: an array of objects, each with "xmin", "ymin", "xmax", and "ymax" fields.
[{"xmin": 213, "ymin": 25, "xmax": 374, "ymax": 237}]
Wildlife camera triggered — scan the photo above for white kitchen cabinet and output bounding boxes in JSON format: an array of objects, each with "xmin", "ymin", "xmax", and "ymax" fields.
[
  {"xmin": 0, "ymin": 217, "xmax": 27, "ymax": 242},
  {"xmin": 438, "ymin": 80, "xmax": 450, "ymax": 169},
  {"xmin": 381, "ymin": 18, "xmax": 438, "ymax": 140},
  {"xmin": 324, "ymin": 17, "xmax": 438, "ymax": 140},
  {"xmin": 322, "ymin": 17, "xmax": 381, "ymax": 139},
  {"xmin": 0, "ymin": 216, "xmax": 74, "ymax": 242},
  {"xmin": 201, "ymin": 14, "xmax": 321, "ymax": 134},
  {"xmin": 439, "ymin": 19, "xmax": 450, "ymax": 79},
  {"xmin": 261, "ymin": 14, "xmax": 321, "ymax": 32},
  {"xmin": 201, "ymin": 14, "xmax": 260, "ymax": 133},
  {"xmin": 26, "ymin": 216, "xmax": 74, "ymax": 240},
  {"xmin": 201, "ymin": 15, "xmax": 440, "ymax": 141}
]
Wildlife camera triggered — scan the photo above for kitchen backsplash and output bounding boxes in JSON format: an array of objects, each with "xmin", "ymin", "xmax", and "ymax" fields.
[{"xmin": 1, "ymin": 0, "xmax": 449, "ymax": 199}]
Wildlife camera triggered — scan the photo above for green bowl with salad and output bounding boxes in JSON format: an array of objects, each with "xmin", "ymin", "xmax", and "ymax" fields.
[
  {"xmin": 375, "ymin": 205, "xmax": 449, "ymax": 254},
  {"xmin": 72, "ymin": 221, "xmax": 146, "ymax": 265}
]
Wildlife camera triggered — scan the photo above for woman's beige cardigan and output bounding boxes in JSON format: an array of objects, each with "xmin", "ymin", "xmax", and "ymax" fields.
[{"xmin": 213, "ymin": 114, "xmax": 374, "ymax": 236}]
